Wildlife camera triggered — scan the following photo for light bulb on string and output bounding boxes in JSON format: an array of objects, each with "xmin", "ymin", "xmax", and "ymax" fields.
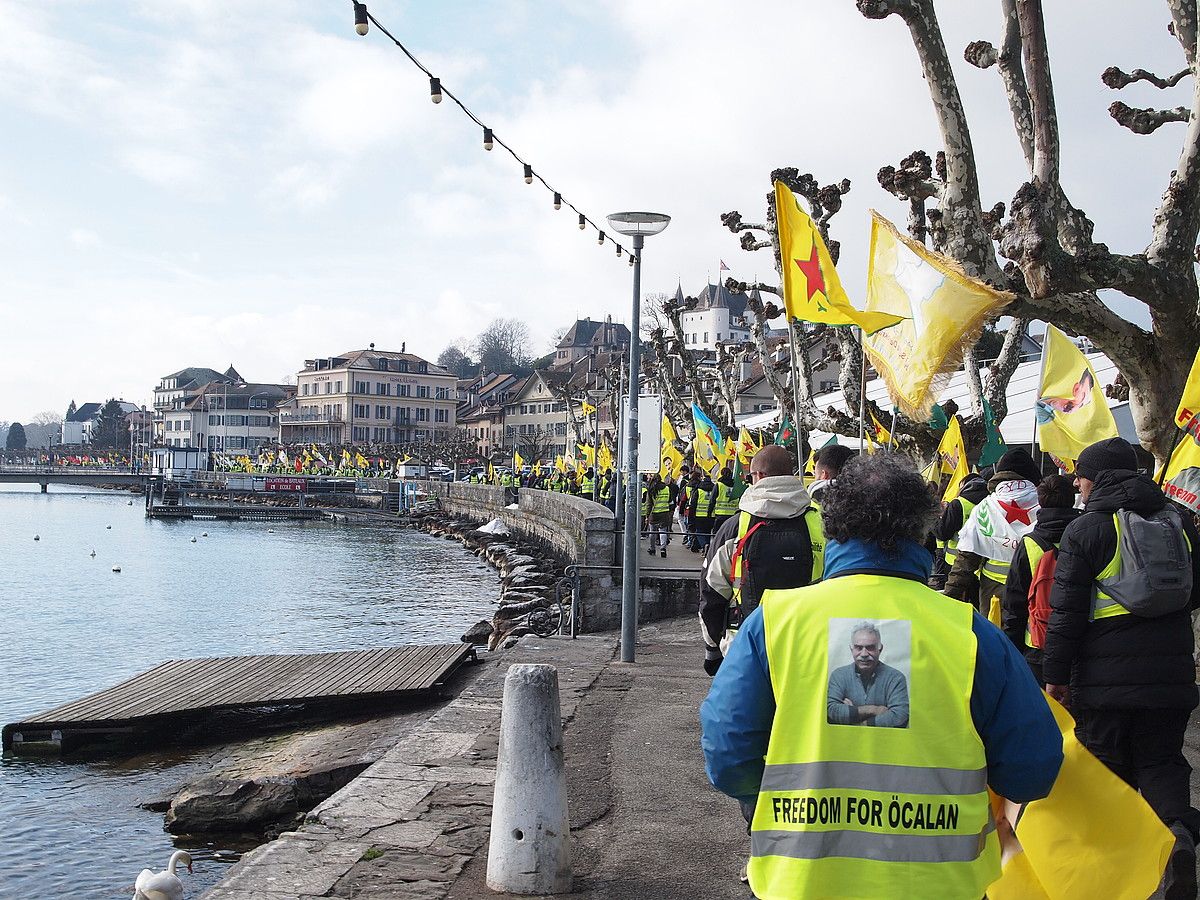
[
  {"xmin": 429, "ymin": 77, "xmax": 442, "ymax": 104},
  {"xmin": 598, "ymin": 231, "xmax": 605, "ymax": 246},
  {"xmin": 523, "ymin": 164, "xmax": 533, "ymax": 184},
  {"xmin": 628, "ymin": 255, "xmax": 635, "ymax": 266},
  {"xmin": 483, "ymin": 127, "xmax": 493, "ymax": 150},
  {"xmin": 353, "ymin": 2, "xmax": 369, "ymax": 35},
  {"xmin": 616, "ymin": 245, "xmax": 623, "ymax": 257},
  {"xmin": 553, "ymin": 192, "xmax": 561, "ymax": 210},
  {"xmin": 578, "ymin": 214, "xmax": 586, "ymax": 230}
]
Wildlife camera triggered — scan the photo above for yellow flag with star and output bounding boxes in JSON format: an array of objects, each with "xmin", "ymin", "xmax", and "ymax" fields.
[
  {"xmin": 775, "ymin": 181, "xmax": 904, "ymax": 335},
  {"xmin": 938, "ymin": 415, "xmax": 971, "ymax": 502},
  {"xmin": 581, "ymin": 401, "xmax": 596, "ymax": 416},
  {"xmin": 863, "ymin": 211, "xmax": 1013, "ymax": 421}
]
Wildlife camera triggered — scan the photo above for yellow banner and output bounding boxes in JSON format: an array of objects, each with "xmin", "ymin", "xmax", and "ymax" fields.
[
  {"xmin": 775, "ymin": 183, "xmax": 904, "ymax": 335},
  {"xmin": 863, "ymin": 211, "xmax": 1012, "ymax": 421},
  {"xmin": 1175, "ymin": 346, "xmax": 1200, "ymax": 428},
  {"xmin": 938, "ymin": 416, "xmax": 970, "ymax": 502},
  {"xmin": 1036, "ymin": 325, "xmax": 1118, "ymax": 465}
]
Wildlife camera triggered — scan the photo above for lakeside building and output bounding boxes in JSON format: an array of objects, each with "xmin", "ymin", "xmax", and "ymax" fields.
[
  {"xmin": 551, "ymin": 316, "xmax": 630, "ymax": 369},
  {"xmin": 161, "ymin": 381, "xmax": 292, "ymax": 450},
  {"xmin": 503, "ymin": 371, "xmax": 571, "ymax": 461},
  {"xmin": 153, "ymin": 366, "xmax": 240, "ymax": 442},
  {"xmin": 678, "ymin": 282, "xmax": 752, "ymax": 351},
  {"xmin": 279, "ymin": 347, "xmax": 457, "ymax": 446},
  {"xmin": 62, "ymin": 400, "xmax": 140, "ymax": 446},
  {"xmin": 457, "ymin": 372, "xmax": 520, "ymax": 458}
]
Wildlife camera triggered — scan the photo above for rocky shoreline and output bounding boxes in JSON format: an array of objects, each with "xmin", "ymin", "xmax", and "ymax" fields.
[{"xmin": 402, "ymin": 509, "xmax": 569, "ymax": 650}]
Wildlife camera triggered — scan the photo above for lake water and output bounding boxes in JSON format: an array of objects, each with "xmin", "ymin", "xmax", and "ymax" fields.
[{"xmin": 0, "ymin": 485, "xmax": 499, "ymax": 898}]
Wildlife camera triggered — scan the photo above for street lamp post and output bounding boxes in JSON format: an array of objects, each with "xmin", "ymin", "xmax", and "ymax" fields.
[{"xmin": 607, "ymin": 211, "xmax": 670, "ymax": 663}]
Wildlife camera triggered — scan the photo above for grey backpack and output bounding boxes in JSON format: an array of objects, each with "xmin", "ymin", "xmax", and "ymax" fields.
[{"xmin": 1100, "ymin": 506, "xmax": 1193, "ymax": 617}]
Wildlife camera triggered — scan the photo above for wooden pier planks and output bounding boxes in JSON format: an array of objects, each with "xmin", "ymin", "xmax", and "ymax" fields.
[{"xmin": 2, "ymin": 643, "xmax": 475, "ymax": 749}]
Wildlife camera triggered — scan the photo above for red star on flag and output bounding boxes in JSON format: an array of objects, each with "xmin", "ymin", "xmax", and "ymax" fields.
[
  {"xmin": 794, "ymin": 247, "xmax": 826, "ymax": 302},
  {"xmin": 998, "ymin": 499, "xmax": 1032, "ymax": 525}
]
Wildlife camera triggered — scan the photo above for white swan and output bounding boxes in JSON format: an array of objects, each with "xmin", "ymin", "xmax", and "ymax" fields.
[{"xmin": 133, "ymin": 849, "xmax": 192, "ymax": 900}]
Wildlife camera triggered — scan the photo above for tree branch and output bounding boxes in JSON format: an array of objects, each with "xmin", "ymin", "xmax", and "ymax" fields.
[
  {"xmin": 1147, "ymin": 22, "xmax": 1200, "ymax": 271},
  {"xmin": 983, "ymin": 318, "xmax": 1030, "ymax": 420},
  {"xmin": 1109, "ymin": 101, "xmax": 1191, "ymax": 134},
  {"xmin": 1168, "ymin": 0, "xmax": 1197, "ymax": 66},
  {"xmin": 1102, "ymin": 65, "xmax": 1191, "ymax": 89},
  {"xmin": 965, "ymin": 0, "xmax": 1035, "ymax": 172}
]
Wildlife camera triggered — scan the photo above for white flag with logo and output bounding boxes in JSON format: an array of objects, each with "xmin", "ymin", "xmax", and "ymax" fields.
[{"xmin": 957, "ymin": 479, "xmax": 1040, "ymax": 563}]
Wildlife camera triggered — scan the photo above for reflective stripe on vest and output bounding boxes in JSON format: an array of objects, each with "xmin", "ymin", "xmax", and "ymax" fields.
[
  {"xmin": 749, "ymin": 577, "xmax": 998, "ymax": 898},
  {"xmin": 581, "ymin": 477, "xmax": 594, "ymax": 495},
  {"xmin": 980, "ymin": 556, "xmax": 1010, "ymax": 584},
  {"xmin": 942, "ymin": 497, "xmax": 977, "ymax": 567},
  {"xmin": 650, "ymin": 487, "xmax": 671, "ymax": 514},
  {"xmin": 695, "ymin": 488, "xmax": 711, "ymax": 514},
  {"xmin": 729, "ymin": 508, "xmax": 825, "ymax": 630},
  {"xmin": 713, "ymin": 482, "xmax": 739, "ymax": 517}
]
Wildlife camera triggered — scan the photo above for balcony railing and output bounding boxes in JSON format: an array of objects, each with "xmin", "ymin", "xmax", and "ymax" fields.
[{"xmin": 280, "ymin": 411, "xmax": 344, "ymax": 425}]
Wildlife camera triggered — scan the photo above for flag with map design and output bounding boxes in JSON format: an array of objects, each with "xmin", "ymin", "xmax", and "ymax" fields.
[
  {"xmin": 775, "ymin": 182, "xmax": 904, "ymax": 335},
  {"xmin": 863, "ymin": 211, "xmax": 1013, "ymax": 421}
]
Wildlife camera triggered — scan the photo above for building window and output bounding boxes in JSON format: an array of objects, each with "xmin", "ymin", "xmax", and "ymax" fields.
[
  {"xmin": 335, "ymin": 380, "xmax": 342, "ymax": 393},
  {"xmin": 416, "ymin": 408, "xmax": 429, "ymax": 422},
  {"xmin": 435, "ymin": 386, "xmax": 449, "ymax": 399},
  {"xmin": 435, "ymin": 409, "xmax": 448, "ymax": 423},
  {"xmin": 302, "ymin": 383, "xmax": 309, "ymax": 396},
  {"xmin": 704, "ymin": 332, "xmax": 709, "ymax": 343},
  {"xmin": 375, "ymin": 405, "xmax": 389, "ymax": 419},
  {"xmin": 417, "ymin": 385, "xmax": 430, "ymax": 398},
  {"xmin": 355, "ymin": 380, "xmax": 369, "ymax": 394}
]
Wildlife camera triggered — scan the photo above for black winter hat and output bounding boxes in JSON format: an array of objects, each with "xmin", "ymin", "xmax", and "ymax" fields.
[
  {"xmin": 995, "ymin": 448, "xmax": 1042, "ymax": 484},
  {"xmin": 1075, "ymin": 437, "xmax": 1138, "ymax": 481}
]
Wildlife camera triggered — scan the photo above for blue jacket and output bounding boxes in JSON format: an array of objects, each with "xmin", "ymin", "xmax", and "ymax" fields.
[{"xmin": 700, "ymin": 537, "xmax": 1064, "ymax": 804}]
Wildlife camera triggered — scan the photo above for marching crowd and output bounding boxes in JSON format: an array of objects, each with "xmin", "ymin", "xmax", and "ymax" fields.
[{"xmin": 676, "ymin": 439, "xmax": 1200, "ymax": 899}]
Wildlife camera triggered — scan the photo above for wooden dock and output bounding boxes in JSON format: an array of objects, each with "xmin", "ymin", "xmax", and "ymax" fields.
[
  {"xmin": 146, "ymin": 503, "xmax": 327, "ymax": 521},
  {"xmin": 3, "ymin": 643, "xmax": 476, "ymax": 752}
]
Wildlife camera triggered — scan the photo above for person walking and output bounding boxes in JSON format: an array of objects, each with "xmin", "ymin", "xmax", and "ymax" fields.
[
  {"xmin": 944, "ymin": 448, "xmax": 1043, "ymax": 623},
  {"xmin": 691, "ymin": 469, "xmax": 716, "ymax": 553},
  {"xmin": 699, "ymin": 445, "xmax": 824, "ymax": 674},
  {"xmin": 1000, "ymin": 474, "xmax": 1080, "ymax": 686},
  {"xmin": 700, "ymin": 454, "xmax": 1062, "ymax": 900},
  {"xmin": 807, "ymin": 443, "xmax": 855, "ymax": 504},
  {"xmin": 931, "ymin": 471, "xmax": 989, "ymax": 592},
  {"xmin": 643, "ymin": 472, "xmax": 673, "ymax": 558},
  {"xmin": 710, "ymin": 466, "xmax": 741, "ymax": 535},
  {"xmin": 1042, "ymin": 437, "xmax": 1200, "ymax": 899}
]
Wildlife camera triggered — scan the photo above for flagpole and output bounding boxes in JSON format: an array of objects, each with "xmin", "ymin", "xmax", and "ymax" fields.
[
  {"xmin": 888, "ymin": 407, "xmax": 898, "ymax": 453},
  {"xmin": 786, "ymin": 318, "xmax": 807, "ymax": 470},
  {"xmin": 1031, "ymin": 328, "xmax": 1050, "ymax": 456},
  {"xmin": 858, "ymin": 327, "xmax": 867, "ymax": 452}
]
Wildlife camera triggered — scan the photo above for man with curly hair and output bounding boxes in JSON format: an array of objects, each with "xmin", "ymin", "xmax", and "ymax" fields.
[{"xmin": 701, "ymin": 454, "xmax": 1061, "ymax": 899}]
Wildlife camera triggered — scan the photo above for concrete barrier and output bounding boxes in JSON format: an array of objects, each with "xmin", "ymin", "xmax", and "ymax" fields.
[{"xmin": 486, "ymin": 664, "xmax": 572, "ymax": 894}]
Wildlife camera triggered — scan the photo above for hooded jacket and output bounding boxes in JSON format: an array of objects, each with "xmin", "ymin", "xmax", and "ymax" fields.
[
  {"xmin": 1000, "ymin": 505, "xmax": 1082, "ymax": 665},
  {"xmin": 699, "ymin": 476, "xmax": 815, "ymax": 651},
  {"xmin": 1041, "ymin": 469, "xmax": 1200, "ymax": 709},
  {"xmin": 944, "ymin": 472, "xmax": 1040, "ymax": 605}
]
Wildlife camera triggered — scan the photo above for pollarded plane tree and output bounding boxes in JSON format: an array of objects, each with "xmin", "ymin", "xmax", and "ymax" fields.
[{"xmin": 725, "ymin": 0, "xmax": 1200, "ymax": 462}]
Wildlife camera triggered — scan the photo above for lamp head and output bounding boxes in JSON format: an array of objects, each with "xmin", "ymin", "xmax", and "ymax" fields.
[{"xmin": 606, "ymin": 211, "xmax": 670, "ymax": 237}]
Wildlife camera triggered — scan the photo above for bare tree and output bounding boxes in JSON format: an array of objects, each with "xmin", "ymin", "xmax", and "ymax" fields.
[
  {"xmin": 438, "ymin": 341, "xmax": 479, "ymax": 378},
  {"xmin": 473, "ymin": 319, "xmax": 532, "ymax": 375},
  {"xmin": 856, "ymin": 0, "xmax": 1199, "ymax": 460}
]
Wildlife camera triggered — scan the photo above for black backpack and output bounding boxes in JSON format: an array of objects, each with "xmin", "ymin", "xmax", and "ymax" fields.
[{"xmin": 735, "ymin": 516, "xmax": 818, "ymax": 618}]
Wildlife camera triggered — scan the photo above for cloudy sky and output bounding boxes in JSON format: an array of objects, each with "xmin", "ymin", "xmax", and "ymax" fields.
[{"xmin": 0, "ymin": 0, "xmax": 1189, "ymax": 422}]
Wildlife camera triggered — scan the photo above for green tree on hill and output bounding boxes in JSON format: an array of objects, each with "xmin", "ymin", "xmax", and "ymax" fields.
[{"xmin": 6, "ymin": 422, "xmax": 27, "ymax": 451}]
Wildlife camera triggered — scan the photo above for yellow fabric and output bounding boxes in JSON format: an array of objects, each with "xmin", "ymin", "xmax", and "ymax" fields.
[
  {"xmin": 1036, "ymin": 325, "xmax": 1119, "ymax": 466},
  {"xmin": 578, "ymin": 443, "xmax": 595, "ymax": 466},
  {"xmin": 863, "ymin": 211, "xmax": 1013, "ymax": 420},
  {"xmin": 581, "ymin": 401, "xmax": 596, "ymax": 416},
  {"xmin": 988, "ymin": 848, "xmax": 1052, "ymax": 900},
  {"xmin": 513, "ymin": 450, "xmax": 524, "ymax": 471},
  {"xmin": 986, "ymin": 696, "xmax": 1172, "ymax": 900},
  {"xmin": 775, "ymin": 182, "xmax": 904, "ymax": 335},
  {"xmin": 938, "ymin": 416, "xmax": 971, "ymax": 502},
  {"xmin": 986, "ymin": 595, "xmax": 1002, "ymax": 628},
  {"xmin": 736, "ymin": 426, "xmax": 758, "ymax": 465},
  {"xmin": 750, "ymin": 577, "xmax": 996, "ymax": 899},
  {"xmin": 554, "ymin": 455, "xmax": 566, "ymax": 473},
  {"xmin": 1164, "ymin": 348, "xmax": 1200, "ymax": 512},
  {"xmin": 597, "ymin": 442, "xmax": 612, "ymax": 472},
  {"xmin": 1175, "ymin": 345, "xmax": 1200, "ymax": 428}
]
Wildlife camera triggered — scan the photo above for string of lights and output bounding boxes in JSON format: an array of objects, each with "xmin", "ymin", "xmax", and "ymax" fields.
[{"xmin": 350, "ymin": 1, "xmax": 636, "ymax": 264}]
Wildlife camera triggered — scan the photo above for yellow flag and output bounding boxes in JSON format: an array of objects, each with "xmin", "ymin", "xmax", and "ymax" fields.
[
  {"xmin": 554, "ymin": 455, "xmax": 566, "ymax": 473},
  {"xmin": 870, "ymin": 411, "xmax": 892, "ymax": 446},
  {"xmin": 1036, "ymin": 325, "xmax": 1118, "ymax": 465},
  {"xmin": 736, "ymin": 426, "xmax": 757, "ymax": 465},
  {"xmin": 660, "ymin": 441, "xmax": 684, "ymax": 480},
  {"xmin": 513, "ymin": 450, "xmax": 525, "ymax": 471},
  {"xmin": 578, "ymin": 442, "xmax": 595, "ymax": 466},
  {"xmin": 863, "ymin": 211, "xmax": 1013, "ymax": 421},
  {"xmin": 355, "ymin": 452, "xmax": 369, "ymax": 468},
  {"xmin": 1174, "ymin": 345, "xmax": 1200, "ymax": 428},
  {"xmin": 581, "ymin": 401, "xmax": 596, "ymax": 416},
  {"xmin": 987, "ymin": 696, "xmax": 1172, "ymax": 900},
  {"xmin": 775, "ymin": 182, "xmax": 904, "ymax": 335},
  {"xmin": 1164, "ymin": 417, "xmax": 1200, "ymax": 512},
  {"xmin": 597, "ymin": 441, "xmax": 612, "ymax": 471},
  {"xmin": 487, "ymin": 463, "xmax": 495, "ymax": 482},
  {"xmin": 937, "ymin": 416, "xmax": 970, "ymax": 502},
  {"xmin": 805, "ymin": 445, "xmax": 817, "ymax": 475}
]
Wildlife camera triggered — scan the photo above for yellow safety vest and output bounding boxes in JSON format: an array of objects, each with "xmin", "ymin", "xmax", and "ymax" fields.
[
  {"xmin": 649, "ymin": 486, "xmax": 671, "ymax": 515},
  {"xmin": 750, "ymin": 577, "xmax": 998, "ymax": 899},
  {"xmin": 695, "ymin": 488, "xmax": 712, "ymax": 516},
  {"xmin": 581, "ymin": 476, "xmax": 595, "ymax": 495},
  {"xmin": 1022, "ymin": 535, "xmax": 1050, "ymax": 648},
  {"xmin": 713, "ymin": 481, "xmax": 739, "ymax": 517},
  {"xmin": 939, "ymin": 497, "xmax": 978, "ymax": 567},
  {"xmin": 730, "ymin": 508, "xmax": 825, "ymax": 631}
]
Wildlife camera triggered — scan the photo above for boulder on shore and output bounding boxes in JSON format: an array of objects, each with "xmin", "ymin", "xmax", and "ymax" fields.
[{"xmin": 461, "ymin": 619, "xmax": 494, "ymax": 645}]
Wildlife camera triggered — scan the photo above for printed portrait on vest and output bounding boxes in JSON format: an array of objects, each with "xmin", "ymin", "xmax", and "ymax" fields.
[{"xmin": 826, "ymin": 619, "xmax": 911, "ymax": 728}]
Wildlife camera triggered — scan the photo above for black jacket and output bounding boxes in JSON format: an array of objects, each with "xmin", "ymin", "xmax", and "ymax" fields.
[
  {"xmin": 1001, "ymin": 506, "xmax": 1082, "ymax": 662},
  {"xmin": 934, "ymin": 474, "xmax": 990, "ymax": 544},
  {"xmin": 1041, "ymin": 469, "xmax": 1200, "ymax": 709}
]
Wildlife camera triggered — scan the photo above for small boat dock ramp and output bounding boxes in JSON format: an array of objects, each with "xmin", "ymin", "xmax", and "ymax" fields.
[{"xmin": 3, "ymin": 643, "xmax": 477, "ymax": 753}]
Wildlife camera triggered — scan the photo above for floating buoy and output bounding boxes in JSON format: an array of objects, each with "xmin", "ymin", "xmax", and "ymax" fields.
[
  {"xmin": 268, "ymin": 529, "xmax": 275, "ymax": 534},
  {"xmin": 90, "ymin": 550, "xmax": 96, "ymax": 557},
  {"xmin": 33, "ymin": 535, "xmax": 39, "ymax": 541},
  {"xmin": 127, "ymin": 500, "xmax": 133, "ymax": 506},
  {"xmin": 106, "ymin": 525, "xmax": 112, "ymax": 530},
  {"xmin": 191, "ymin": 537, "xmax": 197, "ymax": 543},
  {"xmin": 112, "ymin": 566, "xmax": 121, "ymax": 573},
  {"xmin": 201, "ymin": 532, "xmax": 208, "ymax": 537}
]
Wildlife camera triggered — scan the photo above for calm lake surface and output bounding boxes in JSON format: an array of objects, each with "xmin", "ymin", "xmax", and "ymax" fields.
[{"xmin": 0, "ymin": 485, "xmax": 499, "ymax": 898}]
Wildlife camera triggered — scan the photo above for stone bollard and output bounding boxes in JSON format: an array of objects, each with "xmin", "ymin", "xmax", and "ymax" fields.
[{"xmin": 486, "ymin": 664, "xmax": 573, "ymax": 894}]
